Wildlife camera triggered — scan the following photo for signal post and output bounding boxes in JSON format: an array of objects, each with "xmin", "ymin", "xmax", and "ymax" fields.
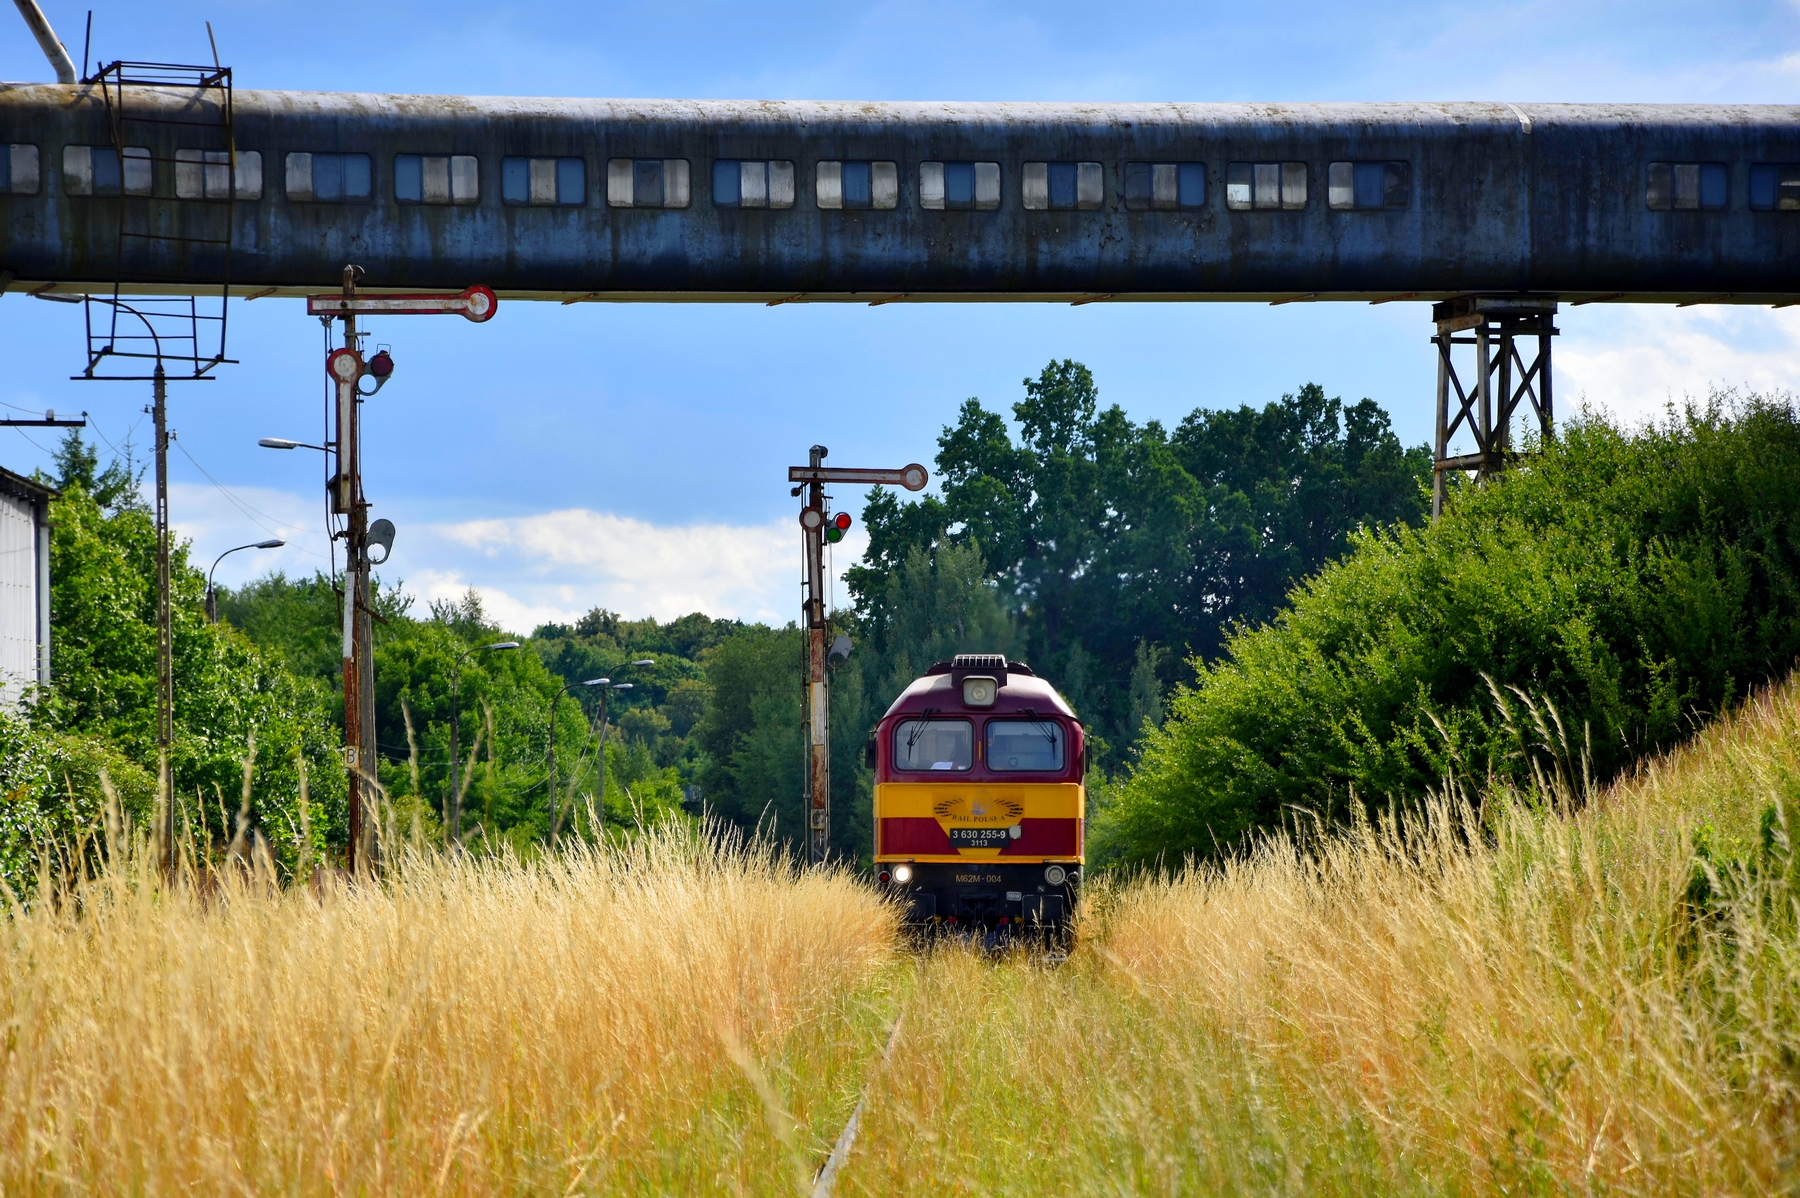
[
  {"xmin": 307, "ymin": 273, "xmax": 496, "ymax": 872},
  {"xmin": 786, "ymin": 451, "xmax": 928, "ymax": 866}
]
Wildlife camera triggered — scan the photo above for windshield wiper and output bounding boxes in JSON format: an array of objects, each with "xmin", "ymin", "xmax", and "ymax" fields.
[
  {"xmin": 906, "ymin": 707, "xmax": 940, "ymax": 752},
  {"xmin": 1019, "ymin": 707, "xmax": 1059, "ymax": 747}
]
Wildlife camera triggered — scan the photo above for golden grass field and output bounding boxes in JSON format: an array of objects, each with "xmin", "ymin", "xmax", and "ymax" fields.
[{"xmin": 2, "ymin": 680, "xmax": 1797, "ymax": 1195}]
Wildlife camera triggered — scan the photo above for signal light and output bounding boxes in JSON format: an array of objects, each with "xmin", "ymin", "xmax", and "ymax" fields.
[
  {"xmin": 367, "ymin": 349, "xmax": 395, "ymax": 379},
  {"xmin": 825, "ymin": 511, "xmax": 852, "ymax": 543}
]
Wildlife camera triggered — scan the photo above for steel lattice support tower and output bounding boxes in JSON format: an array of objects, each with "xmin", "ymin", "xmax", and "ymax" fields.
[{"xmin": 1431, "ymin": 296, "xmax": 1558, "ymax": 518}]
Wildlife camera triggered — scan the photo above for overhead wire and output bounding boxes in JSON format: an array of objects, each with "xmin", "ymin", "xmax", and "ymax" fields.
[{"xmin": 171, "ymin": 439, "xmax": 328, "ymax": 555}]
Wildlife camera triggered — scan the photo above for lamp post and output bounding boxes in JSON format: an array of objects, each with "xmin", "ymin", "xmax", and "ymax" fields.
[
  {"xmin": 547, "ymin": 676, "xmax": 606, "ymax": 846},
  {"xmin": 582, "ymin": 660, "xmax": 654, "ymax": 831},
  {"xmin": 449, "ymin": 640, "xmax": 519, "ymax": 846},
  {"xmin": 206, "ymin": 538, "xmax": 285, "ymax": 622}
]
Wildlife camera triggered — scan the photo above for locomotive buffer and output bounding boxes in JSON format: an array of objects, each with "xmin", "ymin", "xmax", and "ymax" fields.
[{"xmin": 787, "ymin": 451, "xmax": 928, "ymax": 866}]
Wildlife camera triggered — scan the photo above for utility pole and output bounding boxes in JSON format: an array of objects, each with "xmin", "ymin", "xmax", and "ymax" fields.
[
  {"xmin": 153, "ymin": 363, "xmax": 173, "ymax": 873},
  {"xmin": 786, "ymin": 452, "xmax": 928, "ymax": 866}
]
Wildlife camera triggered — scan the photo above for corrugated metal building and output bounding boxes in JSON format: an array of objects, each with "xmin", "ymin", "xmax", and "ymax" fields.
[{"xmin": 0, "ymin": 467, "xmax": 53, "ymax": 706}]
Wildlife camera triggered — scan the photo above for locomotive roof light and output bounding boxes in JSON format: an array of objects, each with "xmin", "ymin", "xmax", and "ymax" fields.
[
  {"xmin": 893, "ymin": 863, "xmax": 914, "ymax": 884},
  {"xmin": 962, "ymin": 675, "xmax": 998, "ymax": 707},
  {"xmin": 1044, "ymin": 864, "xmax": 1067, "ymax": 886}
]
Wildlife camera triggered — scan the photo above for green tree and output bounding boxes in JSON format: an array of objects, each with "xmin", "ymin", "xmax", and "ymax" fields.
[
  {"xmin": 850, "ymin": 363, "xmax": 1430, "ymax": 759},
  {"xmin": 1098, "ymin": 395, "xmax": 1800, "ymax": 868},
  {"xmin": 32, "ymin": 436, "xmax": 345, "ymax": 873}
]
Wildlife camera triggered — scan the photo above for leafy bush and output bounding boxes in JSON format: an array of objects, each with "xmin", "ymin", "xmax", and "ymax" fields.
[
  {"xmin": 0, "ymin": 711, "xmax": 155, "ymax": 892},
  {"xmin": 1098, "ymin": 395, "xmax": 1800, "ymax": 868}
]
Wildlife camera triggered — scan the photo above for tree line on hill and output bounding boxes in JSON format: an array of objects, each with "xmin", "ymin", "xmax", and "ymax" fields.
[{"xmin": 11, "ymin": 371, "xmax": 1793, "ymax": 884}]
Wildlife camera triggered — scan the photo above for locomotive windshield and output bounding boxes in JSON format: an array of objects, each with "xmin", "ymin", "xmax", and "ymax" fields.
[
  {"xmin": 986, "ymin": 720, "xmax": 1066, "ymax": 771},
  {"xmin": 893, "ymin": 719, "xmax": 973, "ymax": 771}
]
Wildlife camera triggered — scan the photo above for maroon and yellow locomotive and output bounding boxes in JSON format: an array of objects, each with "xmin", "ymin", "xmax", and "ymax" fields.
[{"xmin": 868, "ymin": 655, "xmax": 1084, "ymax": 934}]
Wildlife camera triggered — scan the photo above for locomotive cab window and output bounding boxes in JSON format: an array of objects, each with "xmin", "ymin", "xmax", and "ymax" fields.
[
  {"xmin": 1327, "ymin": 161, "xmax": 1409, "ymax": 210},
  {"xmin": 1751, "ymin": 164, "xmax": 1800, "ymax": 211},
  {"xmin": 893, "ymin": 719, "xmax": 973, "ymax": 771},
  {"xmin": 1227, "ymin": 162, "xmax": 1307, "ymax": 210},
  {"xmin": 986, "ymin": 720, "xmax": 1065, "ymax": 772},
  {"xmin": 1646, "ymin": 162, "xmax": 1727, "ymax": 211}
]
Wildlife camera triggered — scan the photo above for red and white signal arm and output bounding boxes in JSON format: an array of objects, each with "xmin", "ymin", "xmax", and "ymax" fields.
[{"xmin": 306, "ymin": 284, "xmax": 498, "ymax": 323}]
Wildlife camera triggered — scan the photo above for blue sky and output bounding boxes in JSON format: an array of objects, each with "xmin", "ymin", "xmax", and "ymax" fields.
[{"xmin": 3, "ymin": 1, "xmax": 1798, "ymax": 628}]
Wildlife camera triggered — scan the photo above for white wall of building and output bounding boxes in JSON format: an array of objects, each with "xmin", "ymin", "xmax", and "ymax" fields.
[{"xmin": 0, "ymin": 472, "xmax": 51, "ymax": 707}]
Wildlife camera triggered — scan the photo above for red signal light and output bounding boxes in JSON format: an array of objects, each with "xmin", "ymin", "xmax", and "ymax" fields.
[
  {"xmin": 367, "ymin": 349, "xmax": 395, "ymax": 379},
  {"xmin": 833, "ymin": 512, "xmax": 852, "ymax": 531}
]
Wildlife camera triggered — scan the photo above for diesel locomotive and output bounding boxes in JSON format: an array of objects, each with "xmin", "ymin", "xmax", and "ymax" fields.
[{"xmin": 868, "ymin": 655, "xmax": 1083, "ymax": 936}]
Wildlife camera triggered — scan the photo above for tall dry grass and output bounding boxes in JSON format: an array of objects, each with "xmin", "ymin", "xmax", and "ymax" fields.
[
  {"xmin": 0, "ymin": 821, "xmax": 899, "ymax": 1193},
  {"xmin": 842, "ymin": 681, "xmax": 1800, "ymax": 1195},
  {"xmin": 5, "ymin": 684, "xmax": 1798, "ymax": 1194}
]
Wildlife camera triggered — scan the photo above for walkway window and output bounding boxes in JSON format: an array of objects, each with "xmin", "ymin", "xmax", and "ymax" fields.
[
  {"xmin": 606, "ymin": 159, "xmax": 691, "ymax": 208},
  {"xmin": 920, "ymin": 161, "xmax": 1000, "ymax": 210},
  {"xmin": 1022, "ymin": 162, "xmax": 1103, "ymax": 210},
  {"xmin": 285, "ymin": 152, "xmax": 372, "ymax": 202},
  {"xmin": 1123, "ymin": 162, "xmax": 1204, "ymax": 210},
  {"xmin": 1327, "ymin": 161, "xmax": 1409, "ymax": 210},
  {"xmin": 712, "ymin": 160, "xmax": 795, "ymax": 208},
  {"xmin": 175, "ymin": 149, "xmax": 261, "ymax": 200},
  {"xmin": 816, "ymin": 161, "xmax": 898, "ymax": 209},
  {"xmin": 395, "ymin": 155, "xmax": 478, "ymax": 205},
  {"xmin": 1646, "ymin": 162, "xmax": 1727, "ymax": 211},
  {"xmin": 1226, "ymin": 161, "xmax": 1306, "ymax": 210},
  {"xmin": 502, "ymin": 157, "xmax": 585, "ymax": 206},
  {"xmin": 1750, "ymin": 164, "xmax": 1800, "ymax": 211},
  {"xmin": 64, "ymin": 145, "xmax": 151, "ymax": 196},
  {"xmin": 1, "ymin": 144, "xmax": 39, "ymax": 195}
]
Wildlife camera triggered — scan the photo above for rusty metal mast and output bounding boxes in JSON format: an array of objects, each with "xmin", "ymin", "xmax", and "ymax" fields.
[
  {"xmin": 308, "ymin": 279, "xmax": 496, "ymax": 869},
  {"xmin": 325, "ymin": 266, "xmax": 373, "ymax": 871},
  {"xmin": 787, "ymin": 452, "xmax": 928, "ymax": 866}
]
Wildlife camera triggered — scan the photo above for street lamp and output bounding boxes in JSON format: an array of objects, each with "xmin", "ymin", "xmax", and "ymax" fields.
[
  {"xmin": 257, "ymin": 436, "xmax": 331, "ymax": 452},
  {"xmin": 547, "ymin": 676, "xmax": 607, "ymax": 846},
  {"xmin": 206, "ymin": 538, "xmax": 285, "ymax": 622},
  {"xmin": 449, "ymin": 640, "xmax": 519, "ymax": 845},
  {"xmin": 583, "ymin": 659, "xmax": 654, "ymax": 824}
]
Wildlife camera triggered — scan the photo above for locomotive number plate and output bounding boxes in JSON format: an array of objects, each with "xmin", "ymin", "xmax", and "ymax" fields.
[{"xmin": 950, "ymin": 827, "xmax": 1010, "ymax": 849}]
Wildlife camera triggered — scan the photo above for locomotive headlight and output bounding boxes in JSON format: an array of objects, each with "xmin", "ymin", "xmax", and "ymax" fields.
[
  {"xmin": 1044, "ymin": 864, "xmax": 1067, "ymax": 886},
  {"xmin": 962, "ymin": 676, "xmax": 998, "ymax": 707},
  {"xmin": 893, "ymin": 864, "xmax": 914, "ymax": 884}
]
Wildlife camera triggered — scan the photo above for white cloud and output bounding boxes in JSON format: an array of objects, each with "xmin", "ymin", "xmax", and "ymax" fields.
[
  {"xmin": 167, "ymin": 471, "xmax": 871, "ymax": 629},
  {"xmin": 405, "ymin": 509, "xmax": 870, "ymax": 631},
  {"xmin": 1556, "ymin": 306, "xmax": 1800, "ymax": 427},
  {"xmin": 168, "ymin": 480, "xmax": 337, "ymax": 587}
]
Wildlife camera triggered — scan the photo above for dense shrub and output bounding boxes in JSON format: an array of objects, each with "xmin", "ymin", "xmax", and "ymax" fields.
[
  {"xmin": 1097, "ymin": 395, "xmax": 1800, "ymax": 867},
  {"xmin": 0, "ymin": 711, "xmax": 155, "ymax": 892}
]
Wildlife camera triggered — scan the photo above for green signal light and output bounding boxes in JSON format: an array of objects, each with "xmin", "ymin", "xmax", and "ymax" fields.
[{"xmin": 825, "ymin": 526, "xmax": 845, "ymax": 543}]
